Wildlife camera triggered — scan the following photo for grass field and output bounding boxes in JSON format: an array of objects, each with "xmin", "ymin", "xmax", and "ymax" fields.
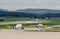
[
  {"xmin": 0, "ymin": 17, "xmax": 33, "ymax": 22},
  {"xmin": 0, "ymin": 19, "xmax": 60, "ymax": 28},
  {"xmin": 40, "ymin": 19, "xmax": 60, "ymax": 25},
  {"xmin": 45, "ymin": 27, "xmax": 60, "ymax": 32},
  {"xmin": 0, "ymin": 17, "xmax": 60, "ymax": 32},
  {"xmin": 0, "ymin": 17, "xmax": 60, "ymax": 25}
]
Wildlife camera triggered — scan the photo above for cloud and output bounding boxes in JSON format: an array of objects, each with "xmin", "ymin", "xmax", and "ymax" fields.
[{"xmin": 0, "ymin": 0, "xmax": 60, "ymax": 10}]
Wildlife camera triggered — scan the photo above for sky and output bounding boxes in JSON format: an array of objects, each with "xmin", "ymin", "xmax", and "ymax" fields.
[{"xmin": 0, "ymin": 0, "xmax": 60, "ymax": 10}]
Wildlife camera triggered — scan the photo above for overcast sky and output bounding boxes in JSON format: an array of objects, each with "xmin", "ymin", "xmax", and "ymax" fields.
[{"xmin": 0, "ymin": 0, "xmax": 60, "ymax": 10}]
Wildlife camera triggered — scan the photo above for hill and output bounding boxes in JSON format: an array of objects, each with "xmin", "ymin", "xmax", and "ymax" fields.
[{"xmin": 0, "ymin": 9, "xmax": 60, "ymax": 18}]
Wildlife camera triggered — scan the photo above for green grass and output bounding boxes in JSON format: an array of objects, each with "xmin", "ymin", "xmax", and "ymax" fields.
[
  {"xmin": 40, "ymin": 19, "xmax": 60, "ymax": 26},
  {"xmin": 0, "ymin": 24, "xmax": 16, "ymax": 29},
  {"xmin": 0, "ymin": 26, "xmax": 11, "ymax": 29},
  {"xmin": 24, "ymin": 27, "xmax": 60, "ymax": 32},
  {"xmin": 24, "ymin": 30, "xmax": 38, "ymax": 32},
  {"xmin": 1, "ymin": 17, "xmax": 20, "ymax": 22},
  {"xmin": 45, "ymin": 28, "xmax": 60, "ymax": 32},
  {"xmin": 0, "ymin": 17, "xmax": 33, "ymax": 22},
  {"xmin": 0, "ymin": 17, "xmax": 60, "ymax": 26},
  {"xmin": 0, "ymin": 19, "xmax": 60, "ymax": 29},
  {"xmin": 0, "ymin": 18, "xmax": 60, "ymax": 30}
]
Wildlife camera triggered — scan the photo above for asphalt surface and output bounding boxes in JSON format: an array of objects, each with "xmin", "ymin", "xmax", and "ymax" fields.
[
  {"xmin": 0, "ymin": 29, "xmax": 60, "ymax": 39},
  {"xmin": 0, "ymin": 21, "xmax": 39, "ymax": 25}
]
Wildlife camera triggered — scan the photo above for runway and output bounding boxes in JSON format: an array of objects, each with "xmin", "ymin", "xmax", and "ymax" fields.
[
  {"xmin": 0, "ymin": 21, "xmax": 39, "ymax": 25},
  {"xmin": 0, "ymin": 29, "xmax": 60, "ymax": 39}
]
